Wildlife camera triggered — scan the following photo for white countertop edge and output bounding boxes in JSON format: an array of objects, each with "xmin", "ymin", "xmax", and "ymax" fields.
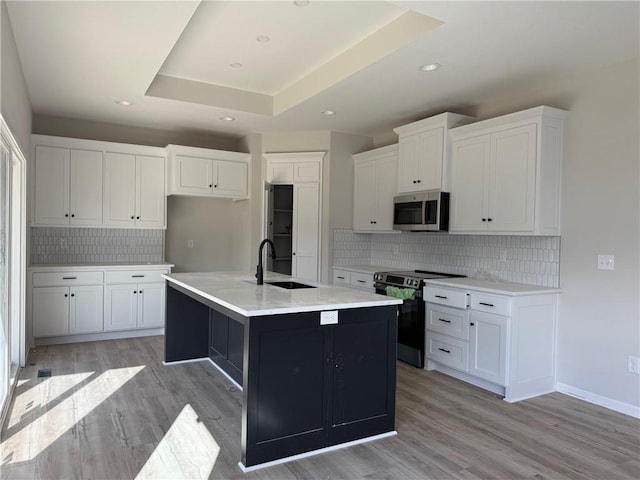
[
  {"xmin": 163, "ymin": 274, "xmax": 402, "ymax": 317},
  {"xmin": 424, "ymin": 277, "xmax": 561, "ymax": 296},
  {"xmin": 332, "ymin": 264, "xmax": 401, "ymax": 275},
  {"xmin": 29, "ymin": 263, "xmax": 174, "ymax": 271}
]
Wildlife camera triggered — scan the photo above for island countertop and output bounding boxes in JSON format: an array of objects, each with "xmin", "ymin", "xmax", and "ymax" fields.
[{"xmin": 162, "ymin": 271, "xmax": 402, "ymax": 317}]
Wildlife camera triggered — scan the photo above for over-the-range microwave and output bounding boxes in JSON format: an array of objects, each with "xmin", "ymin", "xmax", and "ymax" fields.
[{"xmin": 393, "ymin": 190, "xmax": 450, "ymax": 232}]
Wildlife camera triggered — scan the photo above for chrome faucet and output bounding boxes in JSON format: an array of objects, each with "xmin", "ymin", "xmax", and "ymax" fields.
[{"xmin": 256, "ymin": 238, "xmax": 277, "ymax": 285}]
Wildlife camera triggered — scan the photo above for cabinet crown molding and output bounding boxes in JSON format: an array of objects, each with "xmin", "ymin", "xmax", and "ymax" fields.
[
  {"xmin": 393, "ymin": 112, "xmax": 475, "ymax": 137},
  {"xmin": 352, "ymin": 143, "xmax": 398, "ymax": 163},
  {"xmin": 165, "ymin": 144, "xmax": 249, "ymax": 162},
  {"xmin": 32, "ymin": 134, "xmax": 166, "ymax": 157},
  {"xmin": 263, "ymin": 151, "xmax": 325, "ymax": 163}
]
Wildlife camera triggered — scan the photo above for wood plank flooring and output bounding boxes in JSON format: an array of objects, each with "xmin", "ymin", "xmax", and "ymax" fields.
[{"xmin": 1, "ymin": 336, "xmax": 638, "ymax": 479}]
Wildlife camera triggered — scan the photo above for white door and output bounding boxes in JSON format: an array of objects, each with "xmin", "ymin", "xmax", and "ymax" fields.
[
  {"xmin": 416, "ymin": 128, "xmax": 444, "ymax": 191},
  {"xmin": 450, "ymin": 136, "xmax": 491, "ymax": 232},
  {"xmin": 104, "ymin": 284, "xmax": 137, "ymax": 331},
  {"xmin": 397, "ymin": 134, "xmax": 420, "ymax": 193},
  {"xmin": 32, "ymin": 287, "xmax": 69, "ymax": 337},
  {"xmin": 137, "ymin": 283, "xmax": 165, "ymax": 328},
  {"xmin": 136, "ymin": 155, "xmax": 165, "ymax": 228},
  {"xmin": 353, "ymin": 161, "xmax": 376, "ymax": 231},
  {"xmin": 33, "ymin": 146, "xmax": 70, "ymax": 225},
  {"xmin": 488, "ymin": 124, "xmax": 537, "ymax": 232},
  {"xmin": 69, "ymin": 149, "xmax": 103, "ymax": 225},
  {"xmin": 178, "ymin": 156, "xmax": 213, "ymax": 194},
  {"xmin": 469, "ymin": 311, "xmax": 508, "ymax": 385},
  {"xmin": 375, "ymin": 155, "xmax": 399, "ymax": 231},
  {"xmin": 69, "ymin": 285, "xmax": 103, "ymax": 334},
  {"xmin": 104, "ymin": 152, "xmax": 136, "ymax": 226},
  {"xmin": 292, "ymin": 183, "xmax": 319, "ymax": 281},
  {"xmin": 213, "ymin": 160, "xmax": 247, "ymax": 197}
]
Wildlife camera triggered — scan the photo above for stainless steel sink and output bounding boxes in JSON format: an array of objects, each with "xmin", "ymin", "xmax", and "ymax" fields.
[{"xmin": 266, "ymin": 280, "xmax": 316, "ymax": 290}]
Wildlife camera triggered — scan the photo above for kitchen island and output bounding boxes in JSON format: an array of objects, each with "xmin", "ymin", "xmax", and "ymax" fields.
[{"xmin": 162, "ymin": 271, "xmax": 402, "ymax": 470}]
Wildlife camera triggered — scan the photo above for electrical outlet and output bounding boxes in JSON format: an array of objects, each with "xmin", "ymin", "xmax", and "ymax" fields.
[
  {"xmin": 499, "ymin": 249, "xmax": 507, "ymax": 262},
  {"xmin": 187, "ymin": 240, "xmax": 194, "ymax": 249},
  {"xmin": 628, "ymin": 355, "xmax": 640, "ymax": 375},
  {"xmin": 392, "ymin": 244, "xmax": 399, "ymax": 255},
  {"xmin": 60, "ymin": 238, "xmax": 67, "ymax": 248},
  {"xmin": 320, "ymin": 311, "xmax": 338, "ymax": 325},
  {"xmin": 597, "ymin": 254, "xmax": 614, "ymax": 270}
]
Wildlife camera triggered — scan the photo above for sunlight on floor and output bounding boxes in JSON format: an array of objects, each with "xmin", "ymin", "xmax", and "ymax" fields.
[
  {"xmin": 7, "ymin": 372, "xmax": 94, "ymax": 429},
  {"xmin": 135, "ymin": 404, "xmax": 220, "ymax": 480},
  {"xmin": 1, "ymin": 366, "xmax": 144, "ymax": 463}
]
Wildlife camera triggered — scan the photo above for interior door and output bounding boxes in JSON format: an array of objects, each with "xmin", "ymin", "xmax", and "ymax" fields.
[
  {"xmin": 264, "ymin": 182, "xmax": 275, "ymax": 271},
  {"xmin": 292, "ymin": 183, "xmax": 319, "ymax": 281}
]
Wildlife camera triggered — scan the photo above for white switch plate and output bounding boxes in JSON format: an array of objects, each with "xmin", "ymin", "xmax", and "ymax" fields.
[
  {"xmin": 628, "ymin": 355, "xmax": 640, "ymax": 375},
  {"xmin": 320, "ymin": 310, "xmax": 338, "ymax": 325},
  {"xmin": 597, "ymin": 254, "xmax": 614, "ymax": 270},
  {"xmin": 187, "ymin": 240, "xmax": 194, "ymax": 249},
  {"xmin": 392, "ymin": 244, "xmax": 399, "ymax": 255}
]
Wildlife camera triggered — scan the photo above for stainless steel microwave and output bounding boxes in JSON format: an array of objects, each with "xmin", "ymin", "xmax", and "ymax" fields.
[{"xmin": 393, "ymin": 190, "xmax": 450, "ymax": 232}]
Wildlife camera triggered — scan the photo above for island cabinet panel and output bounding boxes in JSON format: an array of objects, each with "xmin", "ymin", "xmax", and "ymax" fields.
[
  {"xmin": 164, "ymin": 285, "xmax": 209, "ymax": 362},
  {"xmin": 208, "ymin": 309, "xmax": 244, "ymax": 385}
]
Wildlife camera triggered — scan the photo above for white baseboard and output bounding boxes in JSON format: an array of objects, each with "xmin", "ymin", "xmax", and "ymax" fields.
[
  {"xmin": 34, "ymin": 328, "xmax": 164, "ymax": 346},
  {"xmin": 556, "ymin": 382, "xmax": 640, "ymax": 419}
]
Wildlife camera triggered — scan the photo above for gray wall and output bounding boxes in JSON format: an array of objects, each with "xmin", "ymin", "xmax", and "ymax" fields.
[{"xmin": 1, "ymin": 0, "xmax": 32, "ymax": 155}]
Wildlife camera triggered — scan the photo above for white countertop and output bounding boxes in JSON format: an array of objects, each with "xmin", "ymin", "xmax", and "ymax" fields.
[
  {"xmin": 29, "ymin": 262, "xmax": 174, "ymax": 271},
  {"xmin": 163, "ymin": 271, "xmax": 402, "ymax": 317},
  {"xmin": 332, "ymin": 264, "xmax": 402, "ymax": 274},
  {"xmin": 424, "ymin": 277, "xmax": 561, "ymax": 296}
]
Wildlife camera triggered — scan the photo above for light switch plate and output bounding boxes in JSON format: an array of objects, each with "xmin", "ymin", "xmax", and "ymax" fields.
[
  {"xmin": 320, "ymin": 310, "xmax": 338, "ymax": 325},
  {"xmin": 597, "ymin": 254, "xmax": 614, "ymax": 270}
]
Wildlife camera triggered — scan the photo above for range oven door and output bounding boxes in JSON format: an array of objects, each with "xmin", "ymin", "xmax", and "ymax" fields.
[{"xmin": 376, "ymin": 285, "xmax": 425, "ymax": 368}]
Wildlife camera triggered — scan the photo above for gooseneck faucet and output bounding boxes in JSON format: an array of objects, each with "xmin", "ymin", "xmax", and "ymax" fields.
[{"xmin": 256, "ymin": 238, "xmax": 277, "ymax": 285}]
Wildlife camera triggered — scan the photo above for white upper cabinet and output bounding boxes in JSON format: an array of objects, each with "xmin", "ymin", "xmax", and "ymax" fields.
[
  {"xmin": 449, "ymin": 106, "xmax": 567, "ymax": 235},
  {"xmin": 31, "ymin": 135, "xmax": 166, "ymax": 229},
  {"xmin": 166, "ymin": 145, "xmax": 249, "ymax": 199},
  {"xmin": 33, "ymin": 144, "xmax": 103, "ymax": 226},
  {"xmin": 393, "ymin": 113, "xmax": 475, "ymax": 194},
  {"xmin": 352, "ymin": 144, "xmax": 398, "ymax": 233}
]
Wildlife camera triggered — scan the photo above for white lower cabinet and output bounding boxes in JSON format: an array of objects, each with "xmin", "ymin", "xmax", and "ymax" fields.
[
  {"xmin": 332, "ymin": 267, "xmax": 376, "ymax": 293},
  {"xmin": 425, "ymin": 283, "xmax": 558, "ymax": 402},
  {"xmin": 30, "ymin": 265, "xmax": 171, "ymax": 343}
]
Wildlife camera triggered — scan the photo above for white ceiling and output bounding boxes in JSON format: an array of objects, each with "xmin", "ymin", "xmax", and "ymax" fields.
[{"xmin": 6, "ymin": 1, "xmax": 640, "ymax": 140}]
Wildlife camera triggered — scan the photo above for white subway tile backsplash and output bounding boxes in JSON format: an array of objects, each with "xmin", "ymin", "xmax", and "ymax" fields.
[{"xmin": 333, "ymin": 229, "xmax": 560, "ymax": 288}]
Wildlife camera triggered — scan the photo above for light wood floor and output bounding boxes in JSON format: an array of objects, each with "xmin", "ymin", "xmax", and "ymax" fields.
[{"xmin": 1, "ymin": 336, "xmax": 638, "ymax": 479}]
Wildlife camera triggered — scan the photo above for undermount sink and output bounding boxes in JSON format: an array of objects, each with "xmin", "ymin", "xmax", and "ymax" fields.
[{"xmin": 266, "ymin": 280, "xmax": 317, "ymax": 290}]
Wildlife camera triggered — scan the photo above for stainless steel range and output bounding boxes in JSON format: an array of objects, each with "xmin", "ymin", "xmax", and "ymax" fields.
[{"xmin": 374, "ymin": 270, "xmax": 464, "ymax": 368}]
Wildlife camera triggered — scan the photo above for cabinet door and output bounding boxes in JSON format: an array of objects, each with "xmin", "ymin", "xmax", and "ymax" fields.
[
  {"xmin": 69, "ymin": 285, "xmax": 103, "ymax": 334},
  {"xmin": 136, "ymin": 155, "xmax": 165, "ymax": 228},
  {"xmin": 416, "ymin": 127, "xmax": 444, "ymax": 191},
  {"xmin": 69, "ymin": 149, "xmax": 103, "ymax": 225},
  {"xmin": 213, "ymin": 160, "xmax": 248, "ymax": 197},
  {"xmin": 374, "ymin": 155, "xmax": 398, "ymax": 231},
  {"xmin": 104, "ymin": 284, "xmax": 137, "ymax": 331},
  {"xmin": 488, "ymin": 124, "xmax": 537, "ymax": 231},
  {"xmin": 397, "ymin": 134, "xmax": 420, "ymax": 193},
  {"xmin": 33, "ymin": 146, "xmax": 70, "ymax": 225},
  {"xmin": 32, "ymin": 286, "xmax": 69, "ymax": 337},
  {"xmin": 353, "ymin": 160, "xmax": 376, "ymax": 231},
  {"xmin": 267, "ymin": 163, "xmax": 294, "ymax": 183},
  {"xmin": 104, "ymin": 152, "xmax": 136, "ymax": 226},
  {"xmin": 292, "ymin": 183, "xmax": 319, "ymax": 281},
  {"xmin": 469, "ymin": 311, "xmax": 508, "ymax": 385},
  {"xmin": 137, "ymin": 282, "xmax": 165, "ymax": 328},
  {"xmin": 177, "ymin": 155, "xmax": 213, "ymax": 194},
  {"xmin": 450, "ymin": 136, "xmax": 491, "ymax": 232}
]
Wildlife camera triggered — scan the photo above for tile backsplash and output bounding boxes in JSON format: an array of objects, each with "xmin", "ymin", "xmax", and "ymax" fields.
[
  {"xmin": 333, "ymin": 229, "xmax": 560, "ymax": 287},
  {"xmin": 31, "ymin": 227, "xmax": 164, "ymax": 265}
]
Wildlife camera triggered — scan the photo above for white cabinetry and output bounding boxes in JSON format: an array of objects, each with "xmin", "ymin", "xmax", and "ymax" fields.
[
  {"xmin": 104, "ymin": 153, "xmax": 165, "ymax": 228},
  {"xmin": 449, "ymin": 106, "xmax": 567, "ymax": 235},
  {"xmin": 332, "ymin": 267, "xmax": 376, "ymax": 292},
  {"xmin": 265, "ymin": 152, "xmax": 324, "ymax": 281},
  {"xmin": 424, "ymin": 282, "xmax": 558, "ymax": 402},
  {"xmin": 393, "ymin": 113, "xmax": 474, "ymax": 194},
  {"xmin": 166, "ymin": 145, "xmax": 249, "ymax": 198},
  {"xmin": 352, "ymin": 144, "xmax": 398, "ymax": 233},
  {"xmin": 32, "ymin": 145, "xmax": 103, "ymax": 226}
]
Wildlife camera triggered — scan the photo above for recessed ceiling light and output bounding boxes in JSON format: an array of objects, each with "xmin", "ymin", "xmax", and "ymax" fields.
[
  {"xmin": 256, "ymin": 35, "xmax": 270, "ymax": 43},
  {"xmin": 219, "ymin": 116, "xmax": 235, "ymax": 122},
  {"xmin": 294, "ymin": 0, "xmax": 309, "ymax": 6},
  {"xmin": 115, "ymin": 100, "xmax": 133, "ymax": 106},
  {"xmin": 230, "ymin": 62, "xmax": 243, "ymax": 68},
  {"xmin": 321, "ymin": 110, "xmax": 336, "ymax": 116},
  {"xmin": 419, "ymin": 63, "xmax": 441, "ymax": 72}
]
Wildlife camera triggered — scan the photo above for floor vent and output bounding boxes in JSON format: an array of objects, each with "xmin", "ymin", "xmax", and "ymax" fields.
[{"xmin": 37, "ymin": 369, "xmax": 52, "ymax": 378}]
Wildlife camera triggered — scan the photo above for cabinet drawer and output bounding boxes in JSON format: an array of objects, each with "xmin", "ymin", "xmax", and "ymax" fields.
[
  {"xmin": 106, "ymin": 269, "xmax": 168, "ymax": 284},
  {"xmin": 332, "ymin": 269, "xmax": 351, "ymax": 285},
  {"xmin": 293, "ymin": 162, "xmax": 321, "ymax": 182},
  {"xmin": 470, "ymin": 293, "xmax": 510, "ymax": 316},
  {"xmin": 426, "ymin": 332, "xmax": 469, "ymax": 372},
  {"xmin": 350, "ymin": 272, "xmax": 373, "ymax": 290},
  {"xmin": 32, "ymin": 271, "xmax": 103, "ymax": 287},
  {"xmin": 426, "ymin": 304, "xmax": 470, "ymax": 340},
  {"xmin": 424, "ymin": 286, "xmax": 468, "ymax": 308}
]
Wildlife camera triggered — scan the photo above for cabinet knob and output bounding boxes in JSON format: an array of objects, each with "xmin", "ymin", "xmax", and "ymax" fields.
[
  {"xmin": 64, "ymin": 293, "xmax": 68, "ymax": 297},
  {"xmin": 70, "ymin": 293, "xmax": 75, "ymax": 297},
  {"xmin": 214, "ymin": 184, "xmax": 218, "ymax": 188},
  {"xmin": 136, "ymin": 216, "xmax": 140, "ymax": 220},
  {"xmin": 482, "ymin": 218, "xmax": 487, "ymax": 222},
  {"xmin": 65, "ymin": 214, "xmax": 69, "ymax": 218},
  {"xmin": 133, "ymin": 290, "xmax": 137, "ymax": 294},
  {"xmin": 71, "ymin": 214, "xmax": 75, "ymax": 218},
  {"xmin": 416, "ymin": 179, "xmax": 421, "ymax": 183},
  {"xmin": 487, "ymin": 218, "xmax": 493, "ymax": 222},
  {"xmin": 373, "ymin": 221, "xmax": 377, "ymax": 224},
  {"xmin": 412, "ymin": 180, "xmax": 417, "ymax": 184},
  {"xmin": 209, "ymin": 184, "xmax": 212, "ymax": 188},
  {"xmin": 470, "ymin": 322, "xmax": 475, "ymax": 326},
  {"xmin": 139, "ymin": 290, "xmax": 143, "ymax": 294},
  {"xmin": 292, "ymin": 252, "xmax": 296, "ymax": 256},
  {"xmin": 131, "ymin": 216, "xmax": 134, "ymax": 219}
]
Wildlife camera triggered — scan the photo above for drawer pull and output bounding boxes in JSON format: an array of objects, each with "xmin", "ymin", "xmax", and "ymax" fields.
[
  {"xmin": 435, "ymin": 295, "xmax": 447, "ymax": 299},
  {"xmin": 438, "ymin": 318, "xmax": 451, "ymax": 323},
  {"xmin": 356, "ymin": 280, "xmax": 366, "ymax": 283},
  {"xmin": 479, "ymin": 302, "xmax": 494, "ymax": 307},
  {"xmin": 62, "ymin": 276, "xmax": 77, "ymax": 280},
  {"xmin": 131, "ymin": 275, "xmax": 145, "ymax": 278},
  {"xmin": 438, "ymin": 348, "xmax": 451, "ymax": 354},
  {"xmin": 337, "ymin": 276, "xmax": 345, "ymax": 280}
]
